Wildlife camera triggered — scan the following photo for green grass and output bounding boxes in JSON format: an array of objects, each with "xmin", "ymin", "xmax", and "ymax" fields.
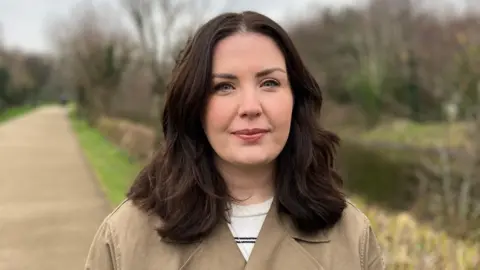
[
  {"xmin": 69, "ymin": 112, "xmax": 142, "ymax": 206},
  {"xmin": 343, "ymin": 119, "xmax": 472, "ymax": 150},
  {"xmin": 353, "ymin": 119, "xmax": 471, "ymax": 148},
  {"xmin": 0, "ymin": 105, "xmax": 36, "ymax": 123}
]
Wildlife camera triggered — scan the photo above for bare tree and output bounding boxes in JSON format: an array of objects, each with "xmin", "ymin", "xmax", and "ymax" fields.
[
  {"xmin": 341, "ymin": 0, "xmax": 417, "ymax": 125},
  {"xmin": 122, "ymin": 0, "xmax": 223, "ymax": 145},
  {"xmin": 48, "ymin": 1, "xmax": 134, "ymax": 123},
  {"xmin": 415, "ymin": 49, "xmax": 480, "ymax": 241}
]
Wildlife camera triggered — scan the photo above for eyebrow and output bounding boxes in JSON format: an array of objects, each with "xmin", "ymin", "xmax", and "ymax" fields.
[{"xmin": 212, "ymin": 67, "xmax": 286, "ymax": 80}]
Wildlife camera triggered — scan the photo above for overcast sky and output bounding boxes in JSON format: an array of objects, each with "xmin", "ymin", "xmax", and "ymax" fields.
[{"xmin": 0, "ymin": 0, "xmax": 469, "ymax": 54}]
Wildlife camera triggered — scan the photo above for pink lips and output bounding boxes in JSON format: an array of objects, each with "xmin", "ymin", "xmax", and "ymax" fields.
[{"xmin": 232, "ymin": 128, "xmax": 268, "ymax": 143}]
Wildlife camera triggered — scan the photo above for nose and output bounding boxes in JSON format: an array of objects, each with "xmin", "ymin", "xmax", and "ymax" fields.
[{"xmin": 238, "ymin": 88, "xmax": 262, "ymax": 119}]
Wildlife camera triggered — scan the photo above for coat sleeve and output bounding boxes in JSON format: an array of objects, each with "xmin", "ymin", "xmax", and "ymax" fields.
[
  {"xmin": 85, "ymin": 220, "xmax": 119, "ymax": 270},
  {"xmin": 360, "ymin": 223, "xmax": 385, "ymax": 270}
]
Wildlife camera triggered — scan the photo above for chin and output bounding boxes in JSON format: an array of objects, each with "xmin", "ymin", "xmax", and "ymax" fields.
[{"xmin": 233, "ymin": 156, "xmax": 274, "ymax": 167}]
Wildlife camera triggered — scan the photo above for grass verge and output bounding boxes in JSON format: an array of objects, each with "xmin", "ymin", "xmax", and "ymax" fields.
[
  {"xmin": 68, "ymin": 112, "xmax": 142, "ymax": 206},
  {"xmin": 0, "ymin": 105, "xmax": 36, "ymax": 123}
]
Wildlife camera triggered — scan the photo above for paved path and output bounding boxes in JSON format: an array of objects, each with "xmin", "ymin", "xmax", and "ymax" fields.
[{"xmin": 0, "ymin": 106, "xmax": 111, "ymax": 270}]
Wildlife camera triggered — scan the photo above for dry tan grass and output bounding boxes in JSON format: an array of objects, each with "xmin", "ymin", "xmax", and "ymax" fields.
[
  {"xmin": 352, "ymin": 196, "xmax": 480, "ymax": 269},
  {"xmin": 96, "ymin": 116, "xmax": 155, "ymax": 161}
]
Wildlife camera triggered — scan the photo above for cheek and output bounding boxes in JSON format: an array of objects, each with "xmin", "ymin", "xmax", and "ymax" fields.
[
  {"xmin": 270, "ymin": 95, "xmax": 294, "ymax": 149},
  {"xmin": 203, "ymin": 98, "xmax": 232, "ymax": 137},
  {"xmin": 268, "ymin": 92, "xmax": 294, "ymax": 131}
]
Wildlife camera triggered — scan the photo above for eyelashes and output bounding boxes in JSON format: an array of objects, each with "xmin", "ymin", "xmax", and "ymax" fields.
[
  {"xmin": 261, "ymin": 80, "xmax": 280, "ymax": 88},
  {"xmin": 213, "ymin": 82, "xmax": 234, "ymax": 92},
  {"xmin": 213, "ymin": 79, "xmax": 280, "ymax": 93}
]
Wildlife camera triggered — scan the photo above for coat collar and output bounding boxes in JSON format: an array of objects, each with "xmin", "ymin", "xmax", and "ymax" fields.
[
  {"xmin": 277, "ymin": 203, "xmax": 331, "ymax": 243},
  {"xmin": 166, "ymin": 200, "xmax": 331, "ymax": 270}
]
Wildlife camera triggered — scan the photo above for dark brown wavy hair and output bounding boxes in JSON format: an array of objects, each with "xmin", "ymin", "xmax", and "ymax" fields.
[{"xmin": 127, "ymin": 11, "xmax": 347, "ymax": 243}]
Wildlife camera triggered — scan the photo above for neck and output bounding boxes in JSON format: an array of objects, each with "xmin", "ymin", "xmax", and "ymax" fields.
[{"xmin": 215, "ymin": 158, "xmax": 275, "ymax": 205}]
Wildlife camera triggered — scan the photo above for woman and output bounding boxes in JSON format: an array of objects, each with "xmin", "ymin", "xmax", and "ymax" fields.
[{"xmin": 85, "ymin": 11, "xmax": 384, "ymax": 270}]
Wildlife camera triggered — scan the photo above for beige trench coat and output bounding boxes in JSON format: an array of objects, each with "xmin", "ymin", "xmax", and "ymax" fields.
[{"xmin": 85, "ymin": 199, "xmax": 385, "ymax": 270}]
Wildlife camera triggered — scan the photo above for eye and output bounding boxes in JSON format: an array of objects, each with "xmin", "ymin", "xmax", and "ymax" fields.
[
  {"xmin": 213, "ymin": 82, "xmax": 234, "ymax": 92},
  {"xmin": 261, "ymin": 79, "xmax": 280, "ymax": 88}
]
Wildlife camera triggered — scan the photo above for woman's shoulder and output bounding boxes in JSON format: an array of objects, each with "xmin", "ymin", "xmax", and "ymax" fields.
[
  {"xmin": 329, "ymin": 199, "xmax": 375, "ymax": 241},
  {"xmin": 106, "ymin": 199, "xmax": 153, "ymax": 223},
  {"xmin": 86, "ymin": 200, "xmax": 167, "ymax": 269},
  {"xmin": 101, "ymin": 199, "xmax": 162, "ymax": 242},
  {"xmin": 343, "ymin": 199, "xmax": 371, "ymax": 227},
  {"xmin": 342, "ymin": 200, "xmax": 385, "ymax": 268}
]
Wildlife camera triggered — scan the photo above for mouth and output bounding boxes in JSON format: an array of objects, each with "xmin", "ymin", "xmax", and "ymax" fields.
[{"xmin": 231, "ymin": 128, "xmax": 269, "ymax": 142}]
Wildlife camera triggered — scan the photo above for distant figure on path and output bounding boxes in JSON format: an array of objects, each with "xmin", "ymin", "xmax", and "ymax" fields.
[
  {"xmin": 59, "ymin": 94, "xmax": 68, "ymax": 106},
  {"xmin": 85, "ymin": 11, "xmax": 384, "ymax": 270}
]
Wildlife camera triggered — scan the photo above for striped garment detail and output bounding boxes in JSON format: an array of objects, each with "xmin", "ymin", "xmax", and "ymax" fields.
[{"xmin": 234, "ymin": 237, "xmax": 257, "ymax": 244}]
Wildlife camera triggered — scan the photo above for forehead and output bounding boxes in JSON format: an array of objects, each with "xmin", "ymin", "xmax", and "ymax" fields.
[{"xmin": 212, "ymin": 32, "xmax": 286, "ymax": 72}]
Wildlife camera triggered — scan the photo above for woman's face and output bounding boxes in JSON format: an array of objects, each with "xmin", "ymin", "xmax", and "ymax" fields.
[{"xmin": 204, "ymin": 32, "xmax": 294, "ymax": 168}]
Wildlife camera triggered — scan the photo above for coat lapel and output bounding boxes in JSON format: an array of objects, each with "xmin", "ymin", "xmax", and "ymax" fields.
[
  {"xmin": 176, "ymin": 200, "xmax": 331, "ymax": 270},
  {"xmin": 179, "ymin": 220, "xmax": 246, "ymax": 270},
  {"xmin": 245, "ymin": 201, "xmax": 328, "ymax": 270}
]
